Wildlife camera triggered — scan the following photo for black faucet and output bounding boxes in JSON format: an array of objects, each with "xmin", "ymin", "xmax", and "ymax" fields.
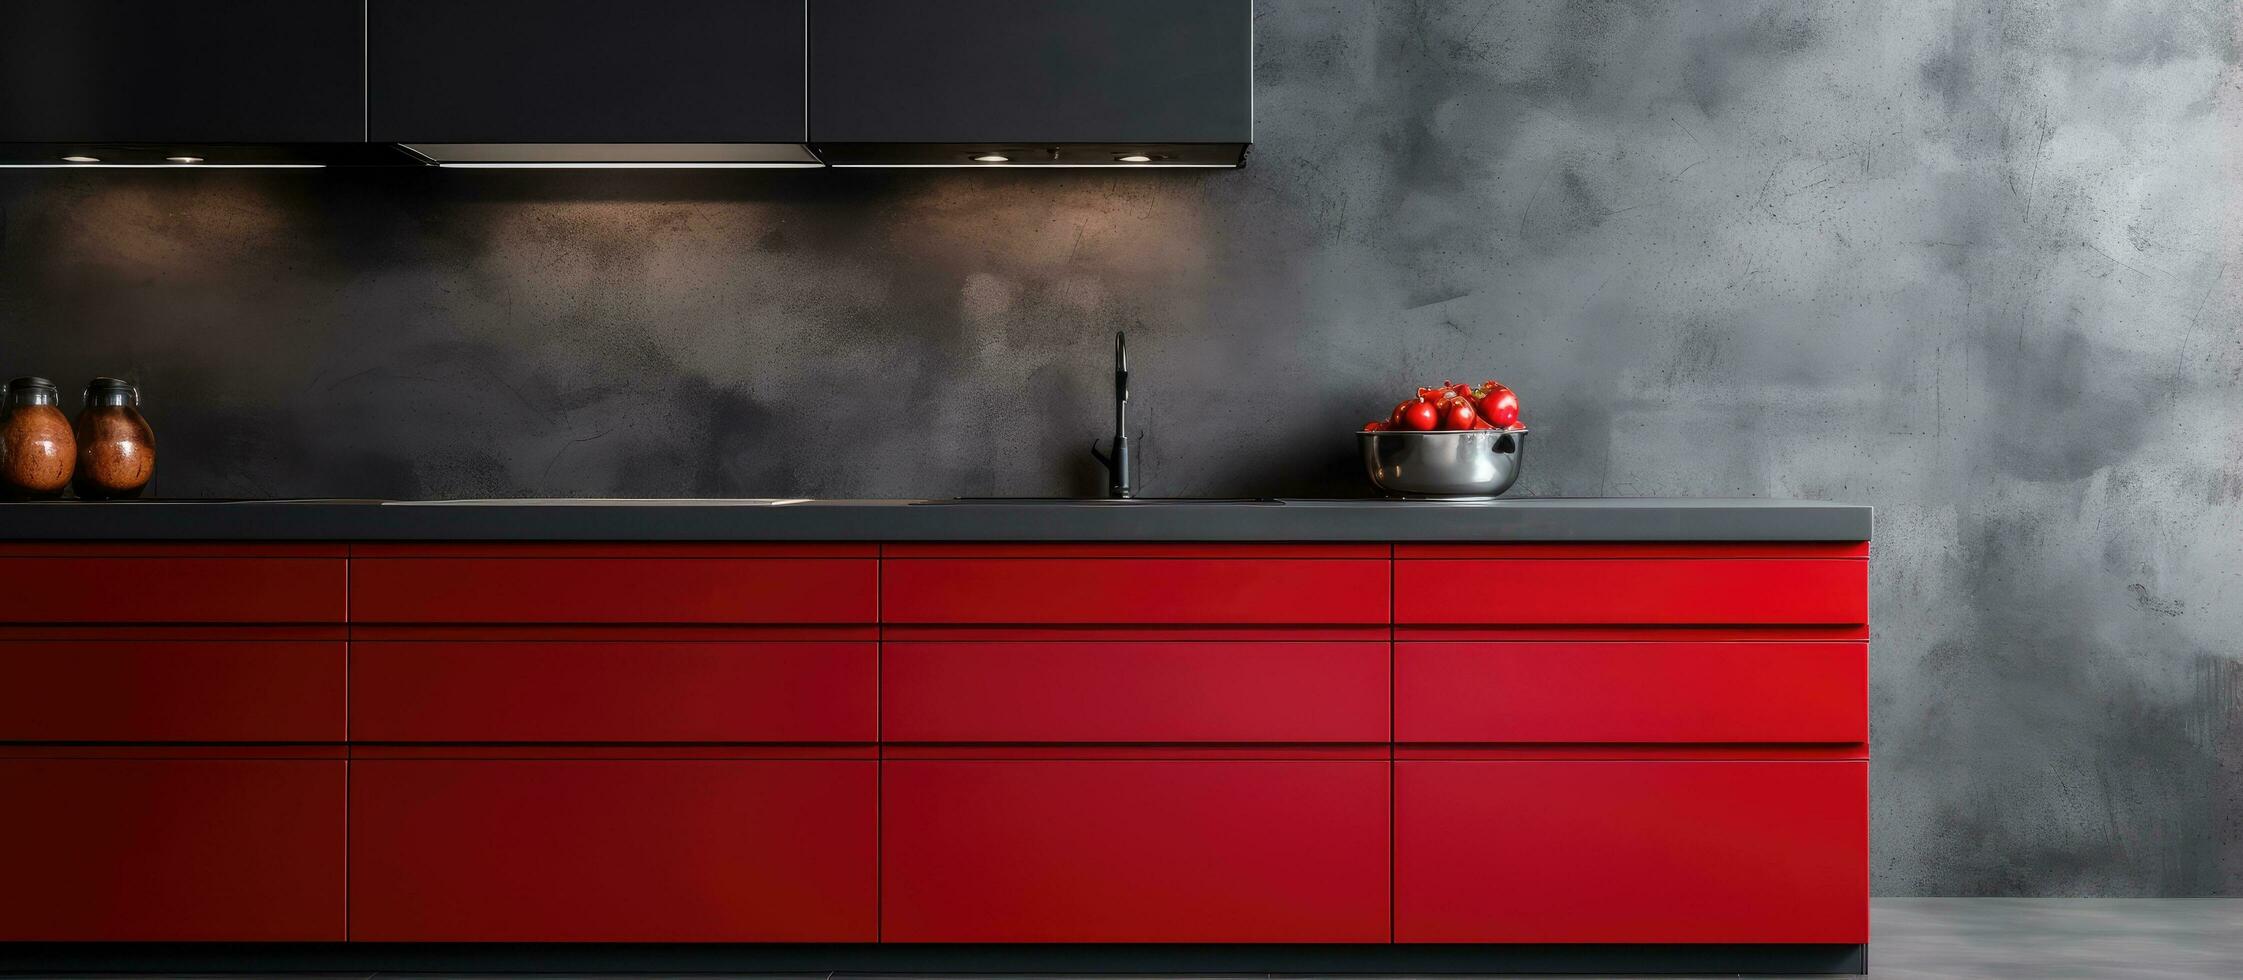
[{"xmin": 1089, "ymin": 332, "xmax": 1134, "ymax": 499}]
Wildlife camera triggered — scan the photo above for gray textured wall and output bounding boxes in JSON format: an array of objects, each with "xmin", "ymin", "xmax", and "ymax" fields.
[{"xmin": 1, "ymin": 0, "xmax": 2238, "ymax": 896}]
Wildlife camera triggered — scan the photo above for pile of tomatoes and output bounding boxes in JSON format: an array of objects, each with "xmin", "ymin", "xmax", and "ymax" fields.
[{"xmin": 1363, "ymin": 380, "xmax": 1523, "ymax": 432}]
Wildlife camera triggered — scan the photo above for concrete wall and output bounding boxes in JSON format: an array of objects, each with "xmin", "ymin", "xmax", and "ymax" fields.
[{"xmin": 2, "ymin": 0, "xmax": 2238, "ymax": 895}]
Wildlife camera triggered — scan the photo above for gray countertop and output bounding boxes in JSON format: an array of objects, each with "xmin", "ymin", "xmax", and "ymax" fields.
[{"xmin": 0, "ymin": 497, "xmax": 1871, "ymax": 542}]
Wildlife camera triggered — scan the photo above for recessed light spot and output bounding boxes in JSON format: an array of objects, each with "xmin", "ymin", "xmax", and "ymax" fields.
[
  {"xmin": 1117, "ymin": 154, "xmax": 1154, "ymax": 163},
  {"xmin": 166, "ymin": 156, "xmax": 204, "ymax": 164},
  {"xmin": 61, "ymin": 155, "xmax": 99, "ymax": 163},
  {"xmin": 972, "ymin": 154, "xmax": 1010, "ymax": 163}
]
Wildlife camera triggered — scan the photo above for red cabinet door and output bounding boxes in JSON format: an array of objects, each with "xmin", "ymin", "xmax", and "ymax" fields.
[
  {"xmin": 0, "ymin": 640, "xmax": 344, "ymax": 741},
  {"xmin": 349, "ymin": 759, "xmax": 876, "ymax": 941},
  {"xmin": 0, "ymin": 759, "xmax": 345, "ymax": 940},
  {"xmin": 351, "ymin": 641, "xmax": 875, "ymax": 742},
  {"xmin": 882, "ymin": 641, "xmax": 1388, "ymax": 743},
  {"xmin": 1395, "ymin": 760, "xmax": 1867, "ymax": 943},
  {"xmin": 351, "ymin": 556, "xmax": 876, "ymax": 624},
  {"xmin": 1395, "ymin": 557, "xmax": 1866, "ymax": 626},
  {"xmin": 881, "ymin": 557, "xmax": 1389, "ymax": 625},
  {"xmin": 882, "ymin": 760, "xmax": 1390, "ymax": 942},
  {"xmin": 1396, "ymin": 641, "xmax": 1866, "ymax": 744},
  {"xmin": 0, "ymin": 557, "xmax": 345, "ymax": 623}
]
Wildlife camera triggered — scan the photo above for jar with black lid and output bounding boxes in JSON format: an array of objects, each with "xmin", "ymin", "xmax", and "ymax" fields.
[
  {"xmin": 73, "ymin": 378, "xmax": 155, "ymax": 500},
  {"xmin": 1, "ymin": 377, "xmax": 75, "ymax": 499}
]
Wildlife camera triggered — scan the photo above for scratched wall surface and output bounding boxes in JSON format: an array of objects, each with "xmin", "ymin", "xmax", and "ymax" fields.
[{"xmin": 1, "ymin": 1, "xmax": 2239, "ymax": 894}]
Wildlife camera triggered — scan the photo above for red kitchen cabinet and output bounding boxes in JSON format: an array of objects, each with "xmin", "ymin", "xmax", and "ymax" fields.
[
  {"xmin": 882, "ymin": 759, "xmax": 1390, "ymax": 942},
  {"xmin": 882, "ymin": 641, "xmax": 1388, "ymax": 743},
  {"xmin": 351, "ymin": 640, "xmax": 874, "ymax": 742},
  {"xmin": 350, "ymin": 554, "xmax": 876, "ymax": 624},
  {"xmin": 1396, "ymin": 641, "xmax": 1866, "ymax": 744},
  {"xmin": 0, "ymin": 758, "xmax": 346, "ymax": 940},
  {"xmin": 881, "ymin": 556, "xmax": 1388, "ymax": 626},
  {"xmin": 0, "ymin": 640, "xmax": 344, "ymax": 742},
  {"xmin": 0, "ymin": 556, "xmax": 345, "ymax": 623},
  {"xmin": 349, "ymin": 759, "xmax": 876, "ymax": 942},
  {"xmin": 1395, "ymin": 760, "xmax": 1867, "ymax": 943},
  {"xmin": 1395, "ymin": 550, "xmax": 1866, "ymax": 626}
]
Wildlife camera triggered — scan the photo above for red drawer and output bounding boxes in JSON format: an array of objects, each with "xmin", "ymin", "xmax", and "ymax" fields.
[
  {"xmin": 1395, "ymin": 760, "xmax": 1867, "ymax": 942},
  {"xmin": 881, "ymin": 558, "xmax": 1388, "ymax": 625},
  {"xmin": 351, "ymin": 641, "xmax": 874, "ymax": 742},
  {"xmin": 0, "ymin": 759, "xmax": 345, "ymax": 940},
  {"xmin": 883, "ymin": 641, "xmax": 1388, "ymax": 743},
  {"xmin": 1396, "ymin": 556, "xmax": 1866, "ymax": 626},
  {"xmin": 349, "ymin": 759, "xmax": 876, "ymax": 941},
  {"xmin": 0, "ymin": 640, "xmax": 343, "ymax": 742},
  {"xmin": 350, "ymin": 557, "xmax": 876, "ymax": 624},
  {"xmin": 0, "ymin": 557, "xmax": 344, "ymax": 623},
  {"xmin": 1397, "ymin": 641, "xmax": 1865, "ymax": 743},
  {"xmin": 882, "ymin": 760, "xmax": 1390, "ymax": 942}
]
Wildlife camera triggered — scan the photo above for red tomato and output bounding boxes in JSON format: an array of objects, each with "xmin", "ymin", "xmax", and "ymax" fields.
[
  {"xmin": 1401, "ymin": 398, "xmax": 1440, "ymax": 431},
  {"xmin": 1441, "ymin": 397, "xmax": 1478, "ymax": 430},
  {"xmin": 1363, "ymin": 420, "xmax": 1387, "ymax": 432},
  {"xmin": 1390, "ymin": 400, "xmax": 1414, "ymax": 427},
  {"xmin": 1476, "ymin": 384, "xmax": 1520, "ymax": 428}
]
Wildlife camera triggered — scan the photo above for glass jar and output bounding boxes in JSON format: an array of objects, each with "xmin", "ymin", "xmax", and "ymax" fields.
[
  {"xmin": 73, "ymin": 378, "xmax": 155, "ymax": 500},
  {"xmin": 1, "ymin": 377, "xmax": 76, "ymax": 499}
]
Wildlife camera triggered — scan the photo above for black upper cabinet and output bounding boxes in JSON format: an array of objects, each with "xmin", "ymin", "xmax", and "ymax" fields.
[
  {"xmin": 809, "ymin": 0, "xmax": 1251, "ymax": 164},
  {"xmin": 368, "ymin": 0, "xmax": 808, "ymax": 147},
  {"xmin": 0, "ymin": 0, "xmax": 362, "ymax": 144}
]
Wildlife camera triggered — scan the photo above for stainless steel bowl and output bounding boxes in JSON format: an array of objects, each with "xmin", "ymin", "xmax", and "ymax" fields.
[{"xmin": 1359, "ymin": 428, "xmax": 1527, "ymax": 499}]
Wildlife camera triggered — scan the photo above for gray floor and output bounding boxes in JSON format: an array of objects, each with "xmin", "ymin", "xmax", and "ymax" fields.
[{"xmin": 23, "ymin": 899, "xmax": 2243, "ymax": 978}]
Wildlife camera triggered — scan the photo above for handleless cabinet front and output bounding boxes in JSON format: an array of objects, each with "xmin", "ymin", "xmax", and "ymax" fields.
[
  {"xmin": 882, "ymin": 759, "xmax": 1389, "ymax": 942},
  {"xmin": 350, "ymin": 758, "xmax": 876, "ymax": 942},
  {"xmin": 368, "ymin": 0, "xmax": 807, "ymax": 144},
  {"xmin": 0, "ymin": 759, "xmax": 345, "ymax": 941},
  {"xmin": 0, "ymin": 0, "xmax": 363, "ymax": 143},
  {"xmin": 810, "ymin": 0, "xmax": 1251, "ymax": 144}
]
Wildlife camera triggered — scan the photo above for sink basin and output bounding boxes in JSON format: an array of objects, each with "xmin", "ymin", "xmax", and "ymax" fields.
[
  {"xmin": 383, "ymin": 498, "xmax": 815, "ymax": 506},
  {"xmin": 913, "ymin": 497, "xmax": 1283, "ymax": 505}
]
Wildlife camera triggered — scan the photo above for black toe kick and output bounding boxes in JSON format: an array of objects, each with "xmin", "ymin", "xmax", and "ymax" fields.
[{"xmin": 0, "ymin": 941, "xmax": 1866, "ymax": 975}]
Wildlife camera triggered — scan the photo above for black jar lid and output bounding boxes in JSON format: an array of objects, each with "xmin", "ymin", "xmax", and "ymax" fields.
[
  {"xmin": 84, "ymin": 377, "xmax": 135, "ymax": 392},
  {"xmin": 6, "ymin": 377, "xmax": 56, "ymax": 392}
]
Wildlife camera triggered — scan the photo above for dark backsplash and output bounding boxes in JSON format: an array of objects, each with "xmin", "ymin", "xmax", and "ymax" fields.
[{"xmin": 3, "ymin": 1, "xmax": 2239, "ymax": 896}]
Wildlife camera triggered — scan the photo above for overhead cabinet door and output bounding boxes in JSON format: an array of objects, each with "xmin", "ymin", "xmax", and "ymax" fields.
[
  {"xmin": 0, "ymin": 0, "xmax": 363, "ymax": 144},
  {"xmin": 367, "ymin": 0, "xmax": 812, "ymax": 161},
  {"xmin": 810, "ymin": 0, "xmax": 1252, "ymax": 165}
]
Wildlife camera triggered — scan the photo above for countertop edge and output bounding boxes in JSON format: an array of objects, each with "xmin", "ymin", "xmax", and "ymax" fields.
[{"xmin": 0, "ymin": 500, "xmax": 1874, "ymax": 543}]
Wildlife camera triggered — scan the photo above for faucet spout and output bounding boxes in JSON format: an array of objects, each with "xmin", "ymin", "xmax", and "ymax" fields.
[{"xmin": 1089, "ymin": 332, "xmax": 1135, "ymax": 499}]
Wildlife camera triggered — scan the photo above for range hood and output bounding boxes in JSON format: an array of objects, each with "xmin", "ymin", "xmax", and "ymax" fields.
[{"xmin": 396, "ymin": 144, "xmax": 823, "ymax": 169}]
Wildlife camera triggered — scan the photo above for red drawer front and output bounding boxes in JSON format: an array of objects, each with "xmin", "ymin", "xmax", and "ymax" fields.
[
  {"xmin": 0, "ymin": 557, "xmax": 345, "ymax": 623},
  {"xmin": 349, "ymin": 759, "xmax": 876, "ymax": 941},
  {"xmin": 883, "ymin": 641, "xmax": 1388, "ymax": 743},
  {"xmin": 0, "ymin": 640, "xmax": 344, "ymax": 742},
  {"xmin": 881, "ymin": 558, "xmax": 1389, "ymax": 625},
  {"xmin": 882, "ymin": 760, "xmax": 1390, "ymax": 942},
  {"xmin": 1395, "ymin": 760, "xmax": 1867, "ymax": 942},
  {"xmin": 1395, "ymin": 558, "xmax": 1866, "ymax": 625},
  {"xmin": 351, "ymin": 641, "xmax": 874, "ymax": 743},
  {"xmin": 350, "ymin": 557, "xmax": 876, "ymax": 624},
  {"xmin": 1396, "ymin": 641, "xmax": 1866, "ymax": 744},
  {"xmin": 0, "ymin": 759, "xmax": 345, "ymax": 940}
]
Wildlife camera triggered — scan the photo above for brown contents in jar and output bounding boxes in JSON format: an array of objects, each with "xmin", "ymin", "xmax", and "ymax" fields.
[
  {"xmin": 1, "ymin": 402, "xmax": 74, "ymax": 498},
  {"xmin": 75, "ymin": 406, "xmax": 156, "ymax": 499}
]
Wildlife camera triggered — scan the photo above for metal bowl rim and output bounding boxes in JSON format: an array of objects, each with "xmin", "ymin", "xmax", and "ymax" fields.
[{"xmin": 1356, "ymin": 426, "xmax": 1530, "ymax": 435}]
